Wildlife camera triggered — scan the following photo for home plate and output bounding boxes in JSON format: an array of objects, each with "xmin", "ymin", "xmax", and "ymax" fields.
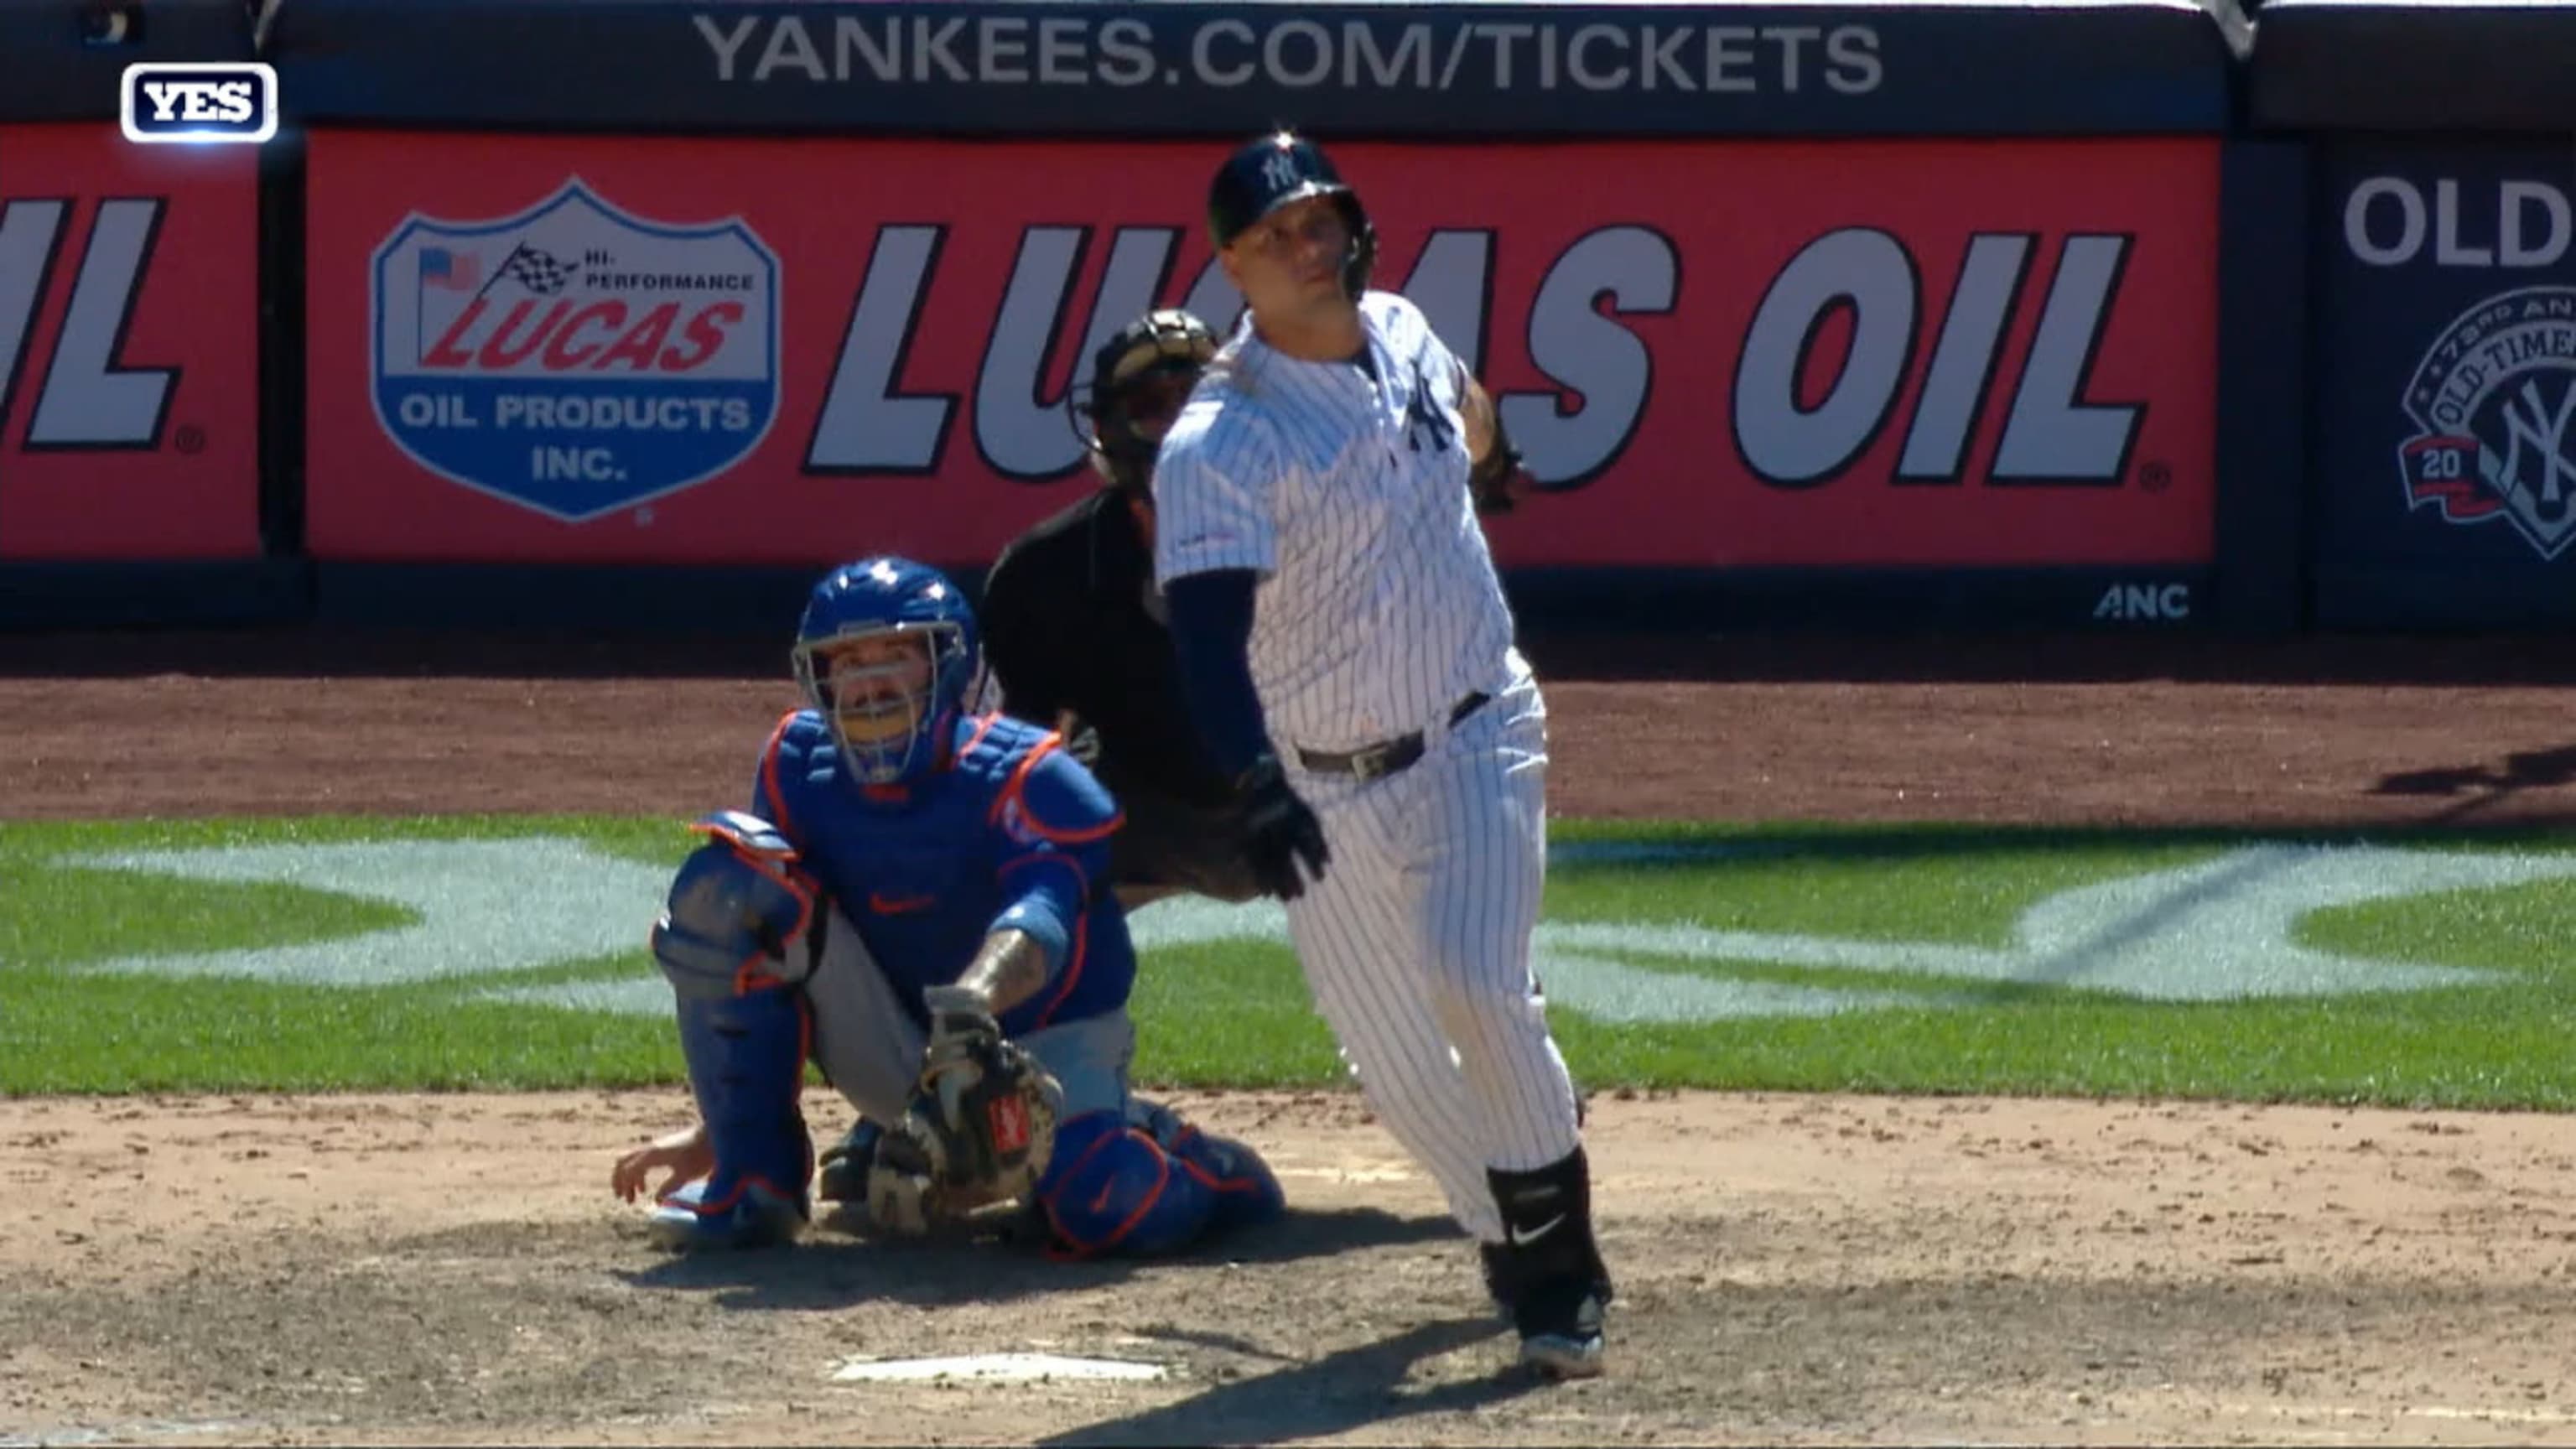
[{"xmin": 832, "ymin": 1353, "xmax": 1169, "ymax": 1384}]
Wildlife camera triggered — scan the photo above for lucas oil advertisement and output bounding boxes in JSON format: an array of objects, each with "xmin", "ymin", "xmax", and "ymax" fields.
[{"xmin": 304, "ymin": 132, "xmax": 2215, "ymax": 570}]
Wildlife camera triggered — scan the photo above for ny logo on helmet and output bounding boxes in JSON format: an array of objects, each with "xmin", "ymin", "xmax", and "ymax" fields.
[{"xmin": 1261, "ymin": 149, "xmax": 1301, "ymax": 193}]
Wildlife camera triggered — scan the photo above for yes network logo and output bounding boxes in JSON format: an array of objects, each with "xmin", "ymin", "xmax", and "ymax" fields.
[{"xmin": 119, "ymin": 64, "xmax": 278, "ymax": 145}]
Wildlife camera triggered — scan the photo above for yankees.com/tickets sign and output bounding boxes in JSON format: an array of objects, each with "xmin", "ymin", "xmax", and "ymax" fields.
[
  {"xmin": 301, "ymin": 133, "xmax": 2216, "ymax": 569},
  {"xmin": 0, "ymin": 126, "xmax": 262, "ymax": 559}
]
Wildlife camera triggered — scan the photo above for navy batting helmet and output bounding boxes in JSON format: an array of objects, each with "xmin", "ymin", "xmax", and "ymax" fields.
[{"xmin": 1208, "ymin": 129, "xmax": 1376, "ymax": 300}]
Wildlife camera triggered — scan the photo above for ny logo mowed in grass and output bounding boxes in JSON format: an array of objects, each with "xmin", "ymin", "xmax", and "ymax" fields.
[
  {"xmin": 35, "ymin": 834, "xmax": 2561, "ymax": 1022},
  {"xmin": 12, "ymin": 826, "xmax": 2576, "ymax": 1101}
]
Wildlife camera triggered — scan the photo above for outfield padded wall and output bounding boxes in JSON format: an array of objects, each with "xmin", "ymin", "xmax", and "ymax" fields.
[{"xmin": 19, "ymin": 0, "xmax": 2563, "ymax": 636}]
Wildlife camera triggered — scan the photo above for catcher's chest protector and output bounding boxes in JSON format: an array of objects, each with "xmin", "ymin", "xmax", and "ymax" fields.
[{"xmin": 758, "ymin": 708, "xmax": 1139, "ymax": 1037}]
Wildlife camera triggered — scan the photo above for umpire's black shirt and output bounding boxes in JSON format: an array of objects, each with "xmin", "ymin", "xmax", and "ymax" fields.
[{"xmin": 981, "ymin": 489, "xmax": 1239, "ymax": 810}]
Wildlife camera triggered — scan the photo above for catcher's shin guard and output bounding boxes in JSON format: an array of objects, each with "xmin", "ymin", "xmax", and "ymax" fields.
[
  {"xmin": 1140, "ymin": 1098, "xmax": 1285, "ymax": 1234},
  {"xmin": 1037, "ymin": 1108, "xmax": 1285, "ymax": 1259},
  {"xmin": 649, "ymin": 987, "xmax": 814, "ymax": 1251}
]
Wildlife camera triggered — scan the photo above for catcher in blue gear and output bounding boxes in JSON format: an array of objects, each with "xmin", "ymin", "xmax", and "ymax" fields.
[{"xmin": 610, "ymin": 555, "xmax": 1285, "ymax": 1259}]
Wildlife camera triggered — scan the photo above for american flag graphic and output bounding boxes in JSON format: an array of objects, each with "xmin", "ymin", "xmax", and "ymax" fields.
[{"xmin": 418, "ymin": 246, "xmax": 480, "ymax": 291}]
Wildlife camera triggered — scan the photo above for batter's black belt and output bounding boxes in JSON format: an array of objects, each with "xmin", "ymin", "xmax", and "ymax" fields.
[{"xmin": 1294, "ymin": 692, "xmax": 1493, "ymax": 783}]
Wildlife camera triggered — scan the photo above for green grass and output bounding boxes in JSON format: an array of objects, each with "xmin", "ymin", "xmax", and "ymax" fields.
[{"xmin": 6, "ymin": 815, "xmax": 2576, "ymax": 1108}]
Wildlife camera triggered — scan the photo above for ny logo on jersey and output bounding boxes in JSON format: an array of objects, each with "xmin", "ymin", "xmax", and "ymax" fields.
[{"xmin": 1403, "ymin": 360, "xmax": 1456, "ymax": 455}]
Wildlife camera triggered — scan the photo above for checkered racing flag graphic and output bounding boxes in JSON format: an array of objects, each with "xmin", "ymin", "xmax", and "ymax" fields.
[{"xmin": 494, "ymin": 242, "xmax": 578, "ymax": 296}]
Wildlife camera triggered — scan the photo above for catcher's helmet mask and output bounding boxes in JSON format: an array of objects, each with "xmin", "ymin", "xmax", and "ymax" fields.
[
  {"xmin": 790, "ymin": 556, "xmax": 979, "ymax": 789},
  {"xmin": 1066, "ymin": 308, "xmax": 1218, "ymax": 499},
  {"xmin": 1208, "ymin": 128, "xmax": 1377, "ymax": 303}
]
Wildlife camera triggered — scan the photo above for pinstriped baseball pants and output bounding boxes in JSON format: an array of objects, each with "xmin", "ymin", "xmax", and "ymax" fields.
[{"xmin": 1281, "ymin": 657, "xmax": 1584, "ymax": 1244}]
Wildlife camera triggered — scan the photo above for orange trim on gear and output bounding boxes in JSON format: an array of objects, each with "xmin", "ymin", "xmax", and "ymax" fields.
[
  {"xmin": 989, "ymin": 733, "xmax": 1124, "ymax": 845},
  {"xmin": 991, "ymin": 851, "xmax": 1090, "ymax": 1026},
  {"xmin": 1028, "ymin": 893, "xmax": 1088, "ymax": 1028},
  {"xmin": 705, "ymin": 847, "xmax": 816, "ymax": 997},
  {"xmin": 664, "ymin": 1171, "xmax": 801, "ymax": 1218},
  {"xmin": 987, "ymin": 733, "xmax": 1056, "ymax": 826},
  {"xmin": 1036, "ymin": 1123, "xmax": 1129, "ymax": 1259},
  {"xmin": 689, "ymin": 815, "xmax": 807, "ymax": 984},
  {"xmin": 756, "ymin": 709, "xmax": 803, "ymax": 839},
  {"xmin": 956, "ymin": 713, "xmax": 1000, "ymax": 769},
  {"xmin": 999, "ymin": 851, "xmax": 1088, "ymax": 896},
  {"xmin": 1041, "ymin": 1127, "xmax": 1173, "ymax": 1262},
  {"xmin": 1165, "ymin": 1122, "xmax": 1265, "ymax": 1195},
  {"xmin": 1170, "ymin": 1156, "xmax": 1265, "ymax": 1194}
]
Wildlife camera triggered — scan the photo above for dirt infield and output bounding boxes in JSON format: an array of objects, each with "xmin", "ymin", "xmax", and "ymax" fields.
[{"xmin": 7, "ymin": 629, "xmax": 2576, "ymax": 1446}]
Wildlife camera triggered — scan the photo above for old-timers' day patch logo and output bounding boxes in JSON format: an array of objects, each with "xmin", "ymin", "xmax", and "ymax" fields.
[
  {"xmin": 369, "ymin": 179, "xmax": 779, "ymax": 522},
  {"xmin": 2399, "ymin": 285, "xmax": 2576, "ymax": 561}
]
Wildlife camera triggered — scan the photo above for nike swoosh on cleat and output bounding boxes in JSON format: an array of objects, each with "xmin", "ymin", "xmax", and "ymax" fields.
[{"xmin": 1508, "ymin": 1213, "xmax": 1566, "ymax": 1246}]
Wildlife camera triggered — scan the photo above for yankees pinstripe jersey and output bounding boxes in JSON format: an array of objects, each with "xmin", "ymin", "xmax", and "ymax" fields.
[{"xmin": 1150, "ymin": 291, "xmax": 1515, "ymax": 755}]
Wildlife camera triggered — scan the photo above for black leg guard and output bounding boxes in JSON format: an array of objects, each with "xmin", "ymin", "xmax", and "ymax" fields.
[
  {"xmin": 1487, "ymin": 1147, "xmax": 1614, "ymax": 1304},
  {"xmin": 1486, "ymin": 1147, "xmax": 1614, "ymax": 1379}
]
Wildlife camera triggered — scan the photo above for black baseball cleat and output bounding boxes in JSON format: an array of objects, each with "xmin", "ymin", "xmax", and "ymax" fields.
[
  {"xmin": 1482, "ymin": 1241, "xmax": 1618, "ymax": 1317},
  {"xmin": 816, "ymin": 1118, "xmax": 886, "ymax": 1203},
  {"xmin": 1513, "ymin": 1274, "xmax": 1608, "ymax": 1380}
]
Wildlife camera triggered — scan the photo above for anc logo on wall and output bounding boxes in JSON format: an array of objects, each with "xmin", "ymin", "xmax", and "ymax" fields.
[
  {"xmin": 367, "ymin": 178, "xmax": 780, "ymax": 522},
  {"xmin": 2399, "ymin": 285, "xmax": 2576, "ymax": 562}
]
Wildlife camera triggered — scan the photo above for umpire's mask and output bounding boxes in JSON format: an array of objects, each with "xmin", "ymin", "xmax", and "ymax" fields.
[{"xmin": 1068, "ymin": 309, "xmax": 1218, "ymax": 501}]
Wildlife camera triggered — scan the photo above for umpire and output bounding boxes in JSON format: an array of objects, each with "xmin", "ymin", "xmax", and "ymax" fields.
[{"xmin": 979, "ymin": 308, "xmax": 1265, "ymax": 908}]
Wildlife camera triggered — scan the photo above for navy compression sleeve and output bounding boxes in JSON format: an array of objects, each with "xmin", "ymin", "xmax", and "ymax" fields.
[{"xmin": 1162, "ymin": 569, "xmax": 1273, "ymax": 782}]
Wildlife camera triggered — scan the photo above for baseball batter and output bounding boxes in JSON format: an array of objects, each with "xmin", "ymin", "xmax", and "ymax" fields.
[{"xmin": 1150, "ymin": 131, "xmax": 1613, "ymax": 1378}]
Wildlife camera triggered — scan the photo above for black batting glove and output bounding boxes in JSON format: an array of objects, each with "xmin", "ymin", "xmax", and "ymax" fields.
[
  {"xmin": 1468, "ymin": 440, "xmax": 1521, "ymax": 514},
  {"xmin": 1235, "ymin": 754, "xmax": 1330, "ymax": 901}
]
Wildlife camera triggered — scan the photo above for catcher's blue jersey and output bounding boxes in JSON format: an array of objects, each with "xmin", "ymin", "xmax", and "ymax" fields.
[{"xmin": 750, "ymin": 708, "xmax": 1135, "ymax": 1040}]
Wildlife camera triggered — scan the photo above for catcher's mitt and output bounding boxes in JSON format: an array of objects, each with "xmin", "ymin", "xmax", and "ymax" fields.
[{"xmin": 889, "ymin": 985, "xmax": 1063, "ymax": 1220}]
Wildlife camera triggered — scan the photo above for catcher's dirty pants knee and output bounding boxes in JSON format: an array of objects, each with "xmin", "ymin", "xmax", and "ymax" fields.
[{"xmin": 799, "ymin": 904, "xmax": 1137, "ymax": 1128}]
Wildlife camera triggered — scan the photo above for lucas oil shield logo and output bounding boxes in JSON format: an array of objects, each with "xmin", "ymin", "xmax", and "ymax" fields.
[
  {"xmin": 2399, "ymin": 285, "xmax": 2576, "ymax": 561},
  {"xmin": 369, "ymin": 179, "xmax": 778, "ymax": 522}
]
